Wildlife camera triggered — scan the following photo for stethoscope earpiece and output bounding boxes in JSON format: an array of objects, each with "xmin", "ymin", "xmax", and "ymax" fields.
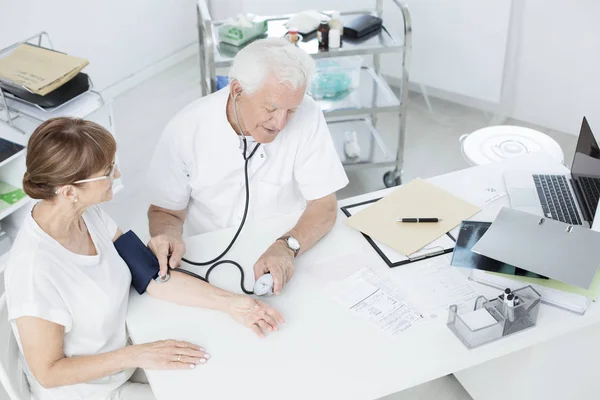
[{"xmin": 233, "ymin": 91, "xmax": 258, "ymax": 161}]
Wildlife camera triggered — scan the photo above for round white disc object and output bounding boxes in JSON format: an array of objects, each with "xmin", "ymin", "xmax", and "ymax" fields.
[{"xmin": 461, "ymin": 125, "xmax": 564, "ymax": 166}]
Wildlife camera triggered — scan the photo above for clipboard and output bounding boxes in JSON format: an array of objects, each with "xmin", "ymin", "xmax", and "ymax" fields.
[
  {"xmin": 472, "ymin": 207, "xmax": 600, "ymax": 289},
  {"xmin": 341, "ymin": 198, "xmax": 456, "ymax": 268}
]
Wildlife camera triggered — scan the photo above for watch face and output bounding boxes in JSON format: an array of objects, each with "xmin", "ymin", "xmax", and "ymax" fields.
[{"xmin": 287, "ymin": 237, "xmax": 300, "ymax": 251}]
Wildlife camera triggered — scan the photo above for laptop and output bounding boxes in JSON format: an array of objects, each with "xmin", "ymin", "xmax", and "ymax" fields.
[{"xmin": 504, "ymin": 117, "xmax": 600, "ymax": 227}]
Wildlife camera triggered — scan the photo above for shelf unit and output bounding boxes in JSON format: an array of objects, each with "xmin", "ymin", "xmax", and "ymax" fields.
[
  {"xmin": 0, "ymin": 196, "xmax": 31, "ymax": 222},
  {"xmin": 197, "ymin": 0, "xmax": 412, "ymax": 187},
  {"xmin": 0, "ymin": 33, "xmax": 123, "ymax": 267},
  {"xmin": 0, "ymin": 33, "xmax": 106, "ymax": 136}
]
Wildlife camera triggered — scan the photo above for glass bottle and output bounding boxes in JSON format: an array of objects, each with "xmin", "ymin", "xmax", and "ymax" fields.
[{"xmin": 317, "ymin": 19, "xmax": 330, "ymax": 50}]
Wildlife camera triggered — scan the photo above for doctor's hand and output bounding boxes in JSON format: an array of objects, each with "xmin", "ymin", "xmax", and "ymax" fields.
[
  {"xmin": 148, "ymin": 234, "xmax": 186, "ymax": 278},
  {"xmin": 253, "ymin": 240, "xmax": 295, "ymax": 295},
  {"xmin": 227, "ymin": 295, "xmax": 284, "ymax": 338}
]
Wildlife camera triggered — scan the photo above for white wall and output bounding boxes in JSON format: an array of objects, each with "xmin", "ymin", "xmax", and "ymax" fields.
[
  {"xmin": 209, "ymin": 0, "xmax": 245, "ymax": 20},
  {"xmin": 381, "ymin": 0, "xmax": 512, "ymax": 104},
  {"xmin": 217, "ymin": 0, "xmax": 354, "ymax": 16},
  {"xmin": 510, "ymin": 0, "xmax": 600, "ymax": 135},
  {"xmin": 0, "ymin": 0, "xmax": 198, "ymax": 92}
]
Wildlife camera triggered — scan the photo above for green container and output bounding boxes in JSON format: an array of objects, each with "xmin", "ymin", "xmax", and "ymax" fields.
[
  {"xmin": 309, "ymin": 57, "xmax": 363, "ymax": 100},
  {"xmin": 218, "ymin": 20, "xmax": 268, "ymax": 47}
]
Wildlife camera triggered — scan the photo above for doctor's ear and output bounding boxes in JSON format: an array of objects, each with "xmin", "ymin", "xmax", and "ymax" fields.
[{"xmin": 230, "ymin": 80, "xmax": 243, "ymax": 97}]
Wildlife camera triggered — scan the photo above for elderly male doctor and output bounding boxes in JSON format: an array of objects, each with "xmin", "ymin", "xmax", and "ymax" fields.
[{"xmin": 147, "ymin": 38, "xmax": 348, "ymax": 295}]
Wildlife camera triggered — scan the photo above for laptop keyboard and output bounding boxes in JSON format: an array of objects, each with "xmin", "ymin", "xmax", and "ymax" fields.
[
  {"xmin": 579, "ymin": 176, "xmax": 600, "ymax": 219},
  {"xmin": 533, "ymin": 175, "xmax": 582, "ymax": 225}
]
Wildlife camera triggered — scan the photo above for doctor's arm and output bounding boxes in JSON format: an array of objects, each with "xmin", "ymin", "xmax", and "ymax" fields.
[
  {"xmin": 285, "ymin": 193, "xmax": 338, "ymax": 256},
  {"xmin": 147, "ymin": 204, "xmax": 187, "ymax": 277},
  {"xmin": 253, "ymin": 192, "xmax": 338, "ymax": 294}
]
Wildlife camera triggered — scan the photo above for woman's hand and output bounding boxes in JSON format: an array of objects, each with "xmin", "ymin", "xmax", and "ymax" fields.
[
  {"xmin": 227, "ymin": 295, "xmax": 285, "ymax": 337},
  {"xmin": 131, "ymin": 339, "xmax": 209, "ymax": 370}
]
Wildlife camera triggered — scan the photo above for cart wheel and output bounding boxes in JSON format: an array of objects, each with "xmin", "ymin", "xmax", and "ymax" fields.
[{"xmin": 383, "ymin": 171, "xmax": 402, "ymax": 188}]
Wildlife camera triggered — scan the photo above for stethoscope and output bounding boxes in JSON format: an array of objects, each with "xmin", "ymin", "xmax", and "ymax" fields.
[{"xmin": 158, "ymin": 92, "xmax": 273, "ymax": 295}]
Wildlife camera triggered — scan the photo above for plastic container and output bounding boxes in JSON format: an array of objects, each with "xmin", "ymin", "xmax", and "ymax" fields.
[
  {"xmin": 447, "ymin": 301, "xmax": 506, "ymax": 349},
  {"xmin": 329, "ymin": 29, "xmax": 341, "ymax": 49},
  {"xmin": 216, "ymin": 76, "xmax": 230, "ymax": 90},
  {"xmin": 218, "ymin": 17, "xmax": 268, "ymax": 47},
  {"xmin": 309, "ymin": 56, "xmax": 363, "ymax": 100},
  {"xmin": 286, "ymin": 27, "xmax": 301, "ymax": 45},
  {"xmin": 497, "ymin": 285, "xmax": 541, "ymax": 336},
  {"xmin": 447, "ymin": 285, "xmax": 541, "ymax": 349},
  {"xmin": 329, "ymin": 11, "xmax": 344, "ymax": 33}
]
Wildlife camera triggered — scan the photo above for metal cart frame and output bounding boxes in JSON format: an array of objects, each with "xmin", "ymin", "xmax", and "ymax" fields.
[{"xmin": 197, "ymin": 0, "xmax": 411, "ymax": 187}]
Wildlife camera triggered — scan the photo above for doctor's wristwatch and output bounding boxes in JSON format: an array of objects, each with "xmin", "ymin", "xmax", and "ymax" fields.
[{"xmin": 277, "ymin": 235, "xmax": 300, "ymax": 257}]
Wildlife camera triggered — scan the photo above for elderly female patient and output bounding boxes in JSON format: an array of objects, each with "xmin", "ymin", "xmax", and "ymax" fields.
[{"xmin": 4, "ymin": 118, "xmax": 283, "ymax": 400}]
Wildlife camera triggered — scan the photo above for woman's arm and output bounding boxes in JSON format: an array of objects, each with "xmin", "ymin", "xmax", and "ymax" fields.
[
  {"xmin": 146, "ymin": 270, "xmax": 285, "ymax": 338},
  {"xmin": 113, "ymin": 228, "xmax": 124, "ymax": 242},
  {"xmin": 112, "ymin": 228, "xmax": 284, "ymax": 337},
  {"xmin": 15, "ymin": 317, "xmax": 208, "ymax": 389}
]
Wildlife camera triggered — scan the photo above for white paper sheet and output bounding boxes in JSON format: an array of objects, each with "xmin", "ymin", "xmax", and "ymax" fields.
[
  {"xmin": 477, "ymin": 187, "xmax": 507, "ymax": 206},
  {"xmin": 329, "ymin": 268, "xmax": 423, "ymax": 336},
  {"xmin": 393, "ymin": 255, "xmax": 480, "ymax": 319},
  {"xmin": 460, "ymin": 308, "xmax": 498, "ymax": 331},
  {"xmin": 469, "ymin": 269, "xmax": 592, "ymax": 315}
]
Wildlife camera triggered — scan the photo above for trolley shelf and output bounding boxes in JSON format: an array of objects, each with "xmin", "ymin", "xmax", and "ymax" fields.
[{"xmin": 197, "ymin": 0, "xmax": 411, "ymax": 187}]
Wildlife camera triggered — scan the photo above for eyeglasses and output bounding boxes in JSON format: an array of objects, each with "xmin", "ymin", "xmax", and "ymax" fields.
[
  {"xmin": 54, "ymin": 162, "xmax": 118, "ymax": 194},
  {"xmin": 74, "ymin": 162, "xmax": 118, "ymax": 185}
]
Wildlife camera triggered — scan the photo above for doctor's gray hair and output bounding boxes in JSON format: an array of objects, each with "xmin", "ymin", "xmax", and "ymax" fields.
[{"xmin": 229, "ymin": 38, "xmax": 315, "ymax": 94}]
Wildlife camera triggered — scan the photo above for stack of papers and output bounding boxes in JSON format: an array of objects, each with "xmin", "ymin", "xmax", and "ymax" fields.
[
  {"xmin": 0, "ymin": 44, "xmax": 88, "ymax": 96},
  {"xmin": 472, "ymin": 208, "xmax": 600, "ymax": 289},
  {"xmin": 470, "ymin": 269, "xmax": 593, "ymax": 315},
  {"xmin": 346, "ymin": 178, "xmax": 480, "ymax": 256},
  {"xmin": 342, "ymin": 199, "xmax": 456, "ymax": 266},
  {"xmin": 330, "ymin": 268, "xmax": 423, "ymax": 336},
  {"xmin": 463, "ymin": 208, "xmax": 600, "ymax": 314},
  {"xmin": 393, "ymin": 254, "xmax": 480, "ymax": 319},
  {"xmin": 308, "ymin": 253, "xmax": 481, "ymax": 334}
]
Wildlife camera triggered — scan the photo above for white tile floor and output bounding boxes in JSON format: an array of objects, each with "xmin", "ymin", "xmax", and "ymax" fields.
[{"xmin": 1, "ymin": 55, "xmax": 576, "ymax": 400}]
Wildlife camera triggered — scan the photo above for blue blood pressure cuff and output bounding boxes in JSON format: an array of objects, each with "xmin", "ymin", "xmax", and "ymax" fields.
[{"xmin": 114, "ymin": 230, "xmax": 160, "ymax": 295}]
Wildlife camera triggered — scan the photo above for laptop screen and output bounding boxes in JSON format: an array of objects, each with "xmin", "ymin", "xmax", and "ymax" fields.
[{"xmin": 570, "ymin": 117, "xmax": 600, "ymax": 219}]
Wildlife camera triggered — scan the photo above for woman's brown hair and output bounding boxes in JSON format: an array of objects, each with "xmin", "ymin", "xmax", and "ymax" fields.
[{"xmin": 23, "ymin": 117, "xmax": 117, "ymax": 200}]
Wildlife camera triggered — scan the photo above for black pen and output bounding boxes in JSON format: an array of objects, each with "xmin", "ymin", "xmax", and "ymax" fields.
[{"xmin": 397, "ymin": 218, "xmax": 443, "ymax": 223}]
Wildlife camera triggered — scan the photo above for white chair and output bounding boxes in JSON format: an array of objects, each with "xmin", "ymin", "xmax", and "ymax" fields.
[{"xmin": 0, "ymin": 293, "xmax": 31, "ymax": 400}]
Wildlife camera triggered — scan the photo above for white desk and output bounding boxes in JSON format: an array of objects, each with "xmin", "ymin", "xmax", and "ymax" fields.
[{"xmin": 126, "ymin": 154, "xmax": 600, "ymax": 400}]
